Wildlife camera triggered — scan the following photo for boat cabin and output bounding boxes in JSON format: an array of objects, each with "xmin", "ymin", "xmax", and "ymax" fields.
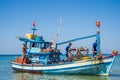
[{"xmin": 19, "ymin": 35, "xmax": 61, "ymax": 65}]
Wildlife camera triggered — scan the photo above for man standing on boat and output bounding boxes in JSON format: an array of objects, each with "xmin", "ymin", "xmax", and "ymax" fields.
[
  {"xmin": 22, "ymin": 43, "xmax": 27, "ymax": 64},
  {"xmin": 65, "ymin": 42, "xmax": 72, "ymax": 59},
  {"xmin": 92, "ymin": 40, "xmax": 97, "ymax": 57}
]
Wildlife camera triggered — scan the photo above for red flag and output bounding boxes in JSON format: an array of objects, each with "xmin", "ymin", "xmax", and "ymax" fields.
[
  {"xmin": 96, "ymin": 20, "xmax": 100, "ymax": 28},
  {"xmin": 33, "ymin": 21, "xmax": 36, "ymax": 27}
]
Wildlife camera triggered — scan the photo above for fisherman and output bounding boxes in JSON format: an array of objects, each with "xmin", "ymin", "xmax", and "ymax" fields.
[
  {"xmin": 65, "ymin": 42, "xmax": 72, "ymax": 59},
  {"xmin": 22, "ymin": 43, "xmax": 27, "ymax": 64},
  {"xmin": 92, "ymin": 40, "xmax": 97, "ymax": 57}
]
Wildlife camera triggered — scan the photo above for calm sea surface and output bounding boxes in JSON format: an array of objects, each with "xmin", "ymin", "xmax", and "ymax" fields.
[{"xmin": 0, "ymin": 54, "xmax": 120, "ymax": 80}]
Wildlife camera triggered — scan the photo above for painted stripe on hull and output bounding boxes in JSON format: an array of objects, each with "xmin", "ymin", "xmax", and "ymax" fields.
[
  {"xmin": 11, "ymin": 56, "xmax": 115, "ymax": 75},
  {"xmin": 12, "ymin": 62, "xmax": 110, "ymax": 75},
  {"xmin": 12, "ymin": 57, "xmax": 112, "ymax": 70}
]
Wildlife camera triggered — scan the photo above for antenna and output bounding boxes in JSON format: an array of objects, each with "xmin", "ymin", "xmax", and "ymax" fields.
[
  {"xmin": 52, "ymin": 17, "xmax": 62, "ymax": 49},
  {"xmin": 55, "ymin": 17, "xmax": 62, "ymax": 43}
]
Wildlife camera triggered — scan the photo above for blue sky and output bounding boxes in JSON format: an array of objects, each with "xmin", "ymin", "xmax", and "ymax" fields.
[{"xmin": 0, "ymin": 0, "xmax": 120, "ymax": 54}]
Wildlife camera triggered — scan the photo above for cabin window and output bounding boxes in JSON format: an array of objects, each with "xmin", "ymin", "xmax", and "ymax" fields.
[
  {"xmin": 29, "ymin": 42, "xmax": 51, "ymax": 49},
  {"xmin": 40, "ymin": 43, "xmax": 51, "ymax": 49},
  {"xmin": 40, "ymin": 43, "xmax": 45, "ymax": 49},
  {"xmin": 26, "ymin": 42, "xmax": 31, "ymax": 48},
  {"xmin": 32, "ymin": 42, "xmax": 35, "ymax": 47},
  {"xmin": 31, "ymin": 42, "xmax": 41, "ymax": 48}
]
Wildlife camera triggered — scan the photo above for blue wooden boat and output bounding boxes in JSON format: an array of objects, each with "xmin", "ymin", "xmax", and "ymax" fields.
[{"xmin": 10, "ymin": 22, "xmax": 118, "ymax": 76}]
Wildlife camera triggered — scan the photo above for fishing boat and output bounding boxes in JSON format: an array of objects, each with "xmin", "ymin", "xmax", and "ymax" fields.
[{"xmin": 10, "ymin": 21, "xmax": 118, "ymax": 76}]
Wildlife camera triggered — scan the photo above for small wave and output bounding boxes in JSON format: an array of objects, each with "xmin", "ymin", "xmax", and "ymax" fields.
[{"xmin": 110, "ymin": 70, "xmax": 120, "ymax": 73}]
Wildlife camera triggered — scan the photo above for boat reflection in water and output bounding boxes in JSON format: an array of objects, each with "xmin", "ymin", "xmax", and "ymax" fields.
[{"xmin": 12, "ymin": 71, "xmax": 110, "ymax": 80}]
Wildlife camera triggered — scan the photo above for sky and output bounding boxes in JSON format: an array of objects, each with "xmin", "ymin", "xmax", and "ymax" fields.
[{"xmin": 0, "ymin": 0, "xmax": 120, "ymax": 54}]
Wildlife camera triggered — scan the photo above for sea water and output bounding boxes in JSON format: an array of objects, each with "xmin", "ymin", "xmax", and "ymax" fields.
[{"xmin": 0, "ymin": 54, "xmax": 120, "ymax": 80}]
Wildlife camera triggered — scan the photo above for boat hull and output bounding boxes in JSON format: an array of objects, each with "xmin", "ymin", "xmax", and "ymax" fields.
[{"xmin": 11, "ymin": 55, "xmax": 115, "ymax": 76}]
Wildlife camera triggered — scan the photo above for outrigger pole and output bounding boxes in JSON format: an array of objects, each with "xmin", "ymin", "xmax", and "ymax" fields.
[{"xmin": 56, "ymin": 34, "xmax": 97, "ymax": 45}]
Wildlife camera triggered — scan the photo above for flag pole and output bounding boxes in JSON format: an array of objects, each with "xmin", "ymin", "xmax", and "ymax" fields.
[
  {"xmin": 32, "ymin": 20, "xmax": 37, "ymax": 39},
  {"xmin": 96, "ymin": 20, "xmax": 101, "ymax": 53}
]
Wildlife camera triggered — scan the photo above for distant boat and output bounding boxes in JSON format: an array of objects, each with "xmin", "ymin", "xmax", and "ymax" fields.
[{"xmin": 10, "ymin": 21, "xmax": 118, "ymax": 76}]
